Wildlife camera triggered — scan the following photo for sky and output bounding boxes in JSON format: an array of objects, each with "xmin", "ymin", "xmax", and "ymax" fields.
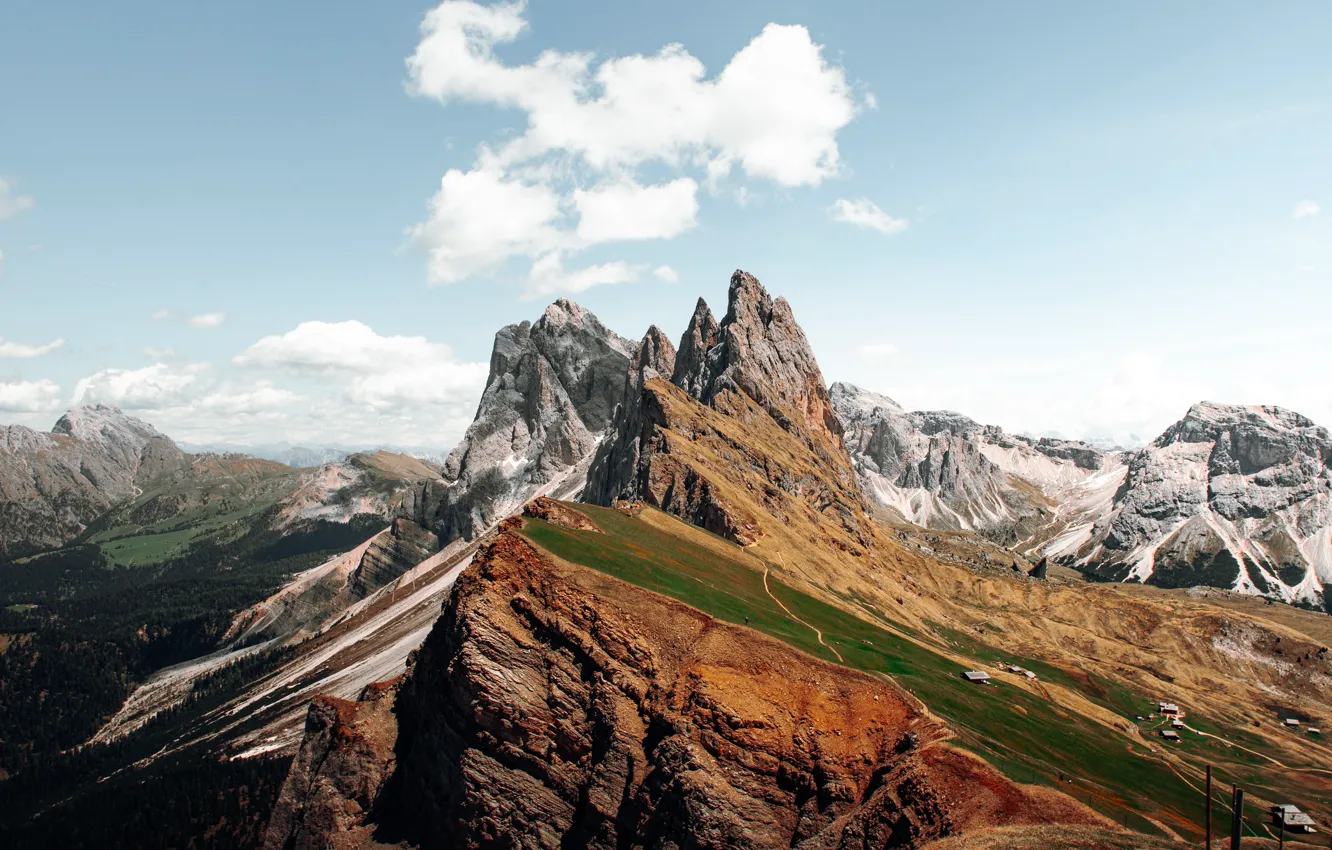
[{"xmin": 1, "ymin": 0, "xmax": 1329, "ymax": 450}]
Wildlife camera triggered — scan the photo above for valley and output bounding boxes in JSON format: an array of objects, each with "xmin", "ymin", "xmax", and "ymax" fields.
[{"xmin": 2, "ymin": 272, "xmax": 1329, "ymax": 849}]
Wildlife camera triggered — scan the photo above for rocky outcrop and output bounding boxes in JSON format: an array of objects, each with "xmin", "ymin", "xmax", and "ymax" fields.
[
  {"xmin": 584, "ymin": 326, "xmax": 677, "ymax": 506},
  {"xmin": 263, "ymin": 680, "xmax": 401, "ymax": 850},
  {"xmin": 0, "ymin": 404, "xmax": 190, "ymax": 557},
  {"xmin": 673, "ymin": 270, "xmax": 842, "ymax": 449},
  {"xmin": 412, "ymin": 300, "xmax": 633, "ymax": 544},
  {"xmin": 589, "ymin": 271, "xmax": 867, "ymax": 548},
  {"xmin": 264, "ymin": 530, "xmax": 1099, "ymax": 849},
  {"xmin": 1048, "ymin": 402, "xmax": 1332, "ymax": 602},
  {"xmin": 830, "ymin": 383, "xmax": 1110, "ymax": 543},
  {"xmin": 522, "ymin": 495, "xmax": 604, "ymax": 533}
]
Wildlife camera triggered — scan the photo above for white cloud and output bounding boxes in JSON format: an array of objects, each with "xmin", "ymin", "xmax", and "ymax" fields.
[
  {"xmin": 151, "ymin": 310, "xmax": 227, "ymax": 328},
  {"xmin": 653, "ymin": 264, "xmax": 679, "ymax": 283},
  {"xmin": 1292, "ymin": 200, "xmax": 1320, "ymax": 219},
  {"xmin": 236, "ymin": 320, "xmax": 457, "ymax": 374},
  {"xmin": 527, "ymin": 252, "xmax": 642, "ymax": 297},
  {"xmin": 573, "ymin": 178, "xmax": 699, "ymax": 244},
  {"xmin": 0, "ymin": 379, "xmax": 61, "ymax": 412},
  {"xmin": 411, "ymin": 164, "xmax": 564, "ymax": 283},
  {"xmin": 187, "ymin": 312, "xmax": 227, "ymax": 328},
  {"xmin": 406, "ymin": 1, "xmax": 865, "ymax": 289},
  {"xmin": 234, "ymin": 320, "xmax": 489, "ymax": 413},
  {"xmin": 0, "ymin": 178, "xmax": 35, "ymax": 220},
  {"xmin": 830, "ymin": 198, "xmax": 909, "ymax": 235},
  {"xmin": 72, "ymin": 363, "xmax": 201, "ymax": 409},
  {"xmin": 195, "ymin": 382, "xmax": 302, "ymax": 415},
  {"xmin": 0, "ymin": 336, "xmax": 65, "ymax": 359},
  {"xmin": 858, "ymin": 342, "xmax": 899, "ymax": 361},
  {"xmin": 143, "ymin": 346, "xmax": 176, "ymax": 358}
]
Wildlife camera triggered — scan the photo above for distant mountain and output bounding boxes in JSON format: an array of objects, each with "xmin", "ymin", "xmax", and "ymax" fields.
[
  {"xmin": 831, "ymin": 382, "xmax": 1107, "ymax": 542},
  {"xmin": 179, "ymin": 441, "xmax": 451, "ymax": 468},
  {"xmin": 1041, "ymin": 402, "xmax": 1332, "ymax": 602},
  {"xmin": 0, "ymin": 404, "xmax": 191, "ymax": 557},
  {"xmin": 830, "ymin": 384, "xmax": 1332, "ymax": 604}
]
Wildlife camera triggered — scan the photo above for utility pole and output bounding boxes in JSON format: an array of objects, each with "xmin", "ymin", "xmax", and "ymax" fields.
[
  {"xmin": 1277, "ymin": 812, "xmax": 1284, "ymax": 850},
  {"xmin": 1205, "ymin": 765, "xmax": 1212, "ymax": 848},
  {"xmin": 1229, "ymin": 785, "xmax": 1244, "ymax": 850}
]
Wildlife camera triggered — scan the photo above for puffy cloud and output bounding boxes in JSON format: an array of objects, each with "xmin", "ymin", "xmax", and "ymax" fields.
[
  {"xmin": 0, "ymin": 178, "xmax": 35, "ymax": 220},
  {"xmin": 573, "ymin": 179, "xmax": 698, "ymax": 244},
  {"xmin": 406, "ymin": 1, "xmax": 865, "ymax": 289},
  {"xmin": 411, "ymin": 165, "xmax": 564, "ymax": 283},
  {"xmin": 830, "ymin": 198, "xmax": 908, "ymax": 235},
  {"xmin": 527, "ymin": 252, "xmax": 642, "ymax": 297},
  {"xmin": 1292, "ymin": 200, "xmax": 1320, "ymax": 219},
  {"xmin": 187, "ymin": 312, "xmax": 227, "ymax": 328},
  {"xmin": 234, "ymin": 320, "xmax": 489, "ymax": 413},
  {"xmin": 237, "ymin": 320, "xmax": 456, "ymax": 373},
  {"xmin": 195, "ymin": 383, "xmax": 302, "ymax": 415},
  {"xmin": 653, "ymin": 264, "xmax": 679, "ymax": 283},
  {"xmin": 409, "ymin": 6, "xmax": 857, "ymax": 183},
  {"xmin": 0, "ymin": 336, "xmax": 65, "ymax": 359},
  {"xmin": 72, "ymin": 363, "xmax": 202, "ymax": 409},
  {"xmin": 0, "ymin": 379, "xmax": 61, "ymax": 412},
  {"xmin": 858, "ymin": 342, "xmax": 899, "ymax": 361}
]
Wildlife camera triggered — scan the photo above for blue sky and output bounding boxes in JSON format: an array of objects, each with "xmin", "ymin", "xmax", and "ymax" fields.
[{"xmin": 1, "ymin": 0, "xmax": 1329, "ymax": 448}]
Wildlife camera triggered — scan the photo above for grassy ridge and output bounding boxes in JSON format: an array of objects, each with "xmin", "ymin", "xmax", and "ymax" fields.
[{"xmin": 519, "ymin": 503, "xmax": 1308, "ymax": 840}]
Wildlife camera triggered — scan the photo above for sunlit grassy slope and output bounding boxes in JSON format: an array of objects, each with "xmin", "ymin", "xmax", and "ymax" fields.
[{"xmin": 519, "ymin": 502, "xmax": 1324, "ymax": 841}]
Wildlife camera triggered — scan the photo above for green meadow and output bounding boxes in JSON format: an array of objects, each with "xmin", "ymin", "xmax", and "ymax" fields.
[{"xmin": 519, "ymin": 503, "xmax": 1321, "ymax": 840}]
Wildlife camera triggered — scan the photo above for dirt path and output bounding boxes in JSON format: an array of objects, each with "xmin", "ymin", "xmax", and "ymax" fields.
[
  {"xmin": 763, "ymin": 561, "xmax": 843, "ymax": 663},
  {"xmin": 1183, "ymin": 723, "xmax": 1332, "ymax": 777}
]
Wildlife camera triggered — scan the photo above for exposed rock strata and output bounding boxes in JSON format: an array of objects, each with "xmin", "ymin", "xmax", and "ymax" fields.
[
  {"xmin": 589, "ymin": 271, "xmax": 865, "ymax": 548},
  {"xmin": 264, "ymin": 528, "xmax": 1099, "ymax": 849}
]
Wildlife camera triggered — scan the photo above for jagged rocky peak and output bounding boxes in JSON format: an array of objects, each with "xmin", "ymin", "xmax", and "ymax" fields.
[
  {"xmin": 671, "ymin": 297, "xmax": 719, "ymax": 397},
  {"xmin": 630, "ymin": 324, "xmax": 676, "ymax": 386},
  {"xmin": 53, "ymin": 402, "xmax": 163, "ymax": 444},
  {"xmin": 413, "ymin": 300, "xmax": 634, "ymax": 545},
  {"xmin": 583, "ymin": 326, "xmax": 679, "ymax": 506},
  {"xmin": 672, "ymin": 269, "xmax": 842, "ymax": 444}
]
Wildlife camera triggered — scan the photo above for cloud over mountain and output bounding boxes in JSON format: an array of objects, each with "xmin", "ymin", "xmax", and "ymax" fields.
[{"xmin": 405, "ymin": 0, "xmax": 867, "ymax": 293}]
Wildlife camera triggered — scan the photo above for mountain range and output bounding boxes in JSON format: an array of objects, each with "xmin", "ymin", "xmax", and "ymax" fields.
[{"xmin": 3, "ymin": 270, "xmax": 1330, "ymax": 849}]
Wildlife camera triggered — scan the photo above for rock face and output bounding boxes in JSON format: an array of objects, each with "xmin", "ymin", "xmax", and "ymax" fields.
[
  {"xmin": 1045, "ymin": 402, "xmax": 1332, "ymax": 602},
  {"xmin": 227, "ymin": 517, "xmax": 439, "ymax": 645},
  {"xmin": 584, "ymin": 325, "xmax": 676, "ymax": 505},
  {"xmin": 262, "ymin": 681, "xmax": 401, "ymax": 850},
  {"xmin": 264, "ymin": 525, "xmax": 1097, "ymax": 850},
  {"xmin": 673, "ymin": 270, "xmax": 842, "ymax": 448},
  {"xmin": 0, "ymin": 404, "xmax": 189, "ymax": 557},
  {"xmin": 829, "ymin": 383, "xmax": 1109, "ymax": 540},
  {"xmin": 588, "ymin": 270, "xmax": 864, "ymax": 548},
  {"xmin": 413, "ymin": 300, "xmax": 633, "ymax": 544}
]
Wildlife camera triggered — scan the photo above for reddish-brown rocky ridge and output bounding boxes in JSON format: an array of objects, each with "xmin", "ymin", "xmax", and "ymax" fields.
[
  {"xmin": 263, "ymin": 680, "xmax": 402, "ymax": 850},
  {"xmin": 264, "ymin": 531, "xmax": 1103, "ymax": 849},
  {"xmin": 522, "ymin": 496, "xmax": 603, "ymax": 533}
]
